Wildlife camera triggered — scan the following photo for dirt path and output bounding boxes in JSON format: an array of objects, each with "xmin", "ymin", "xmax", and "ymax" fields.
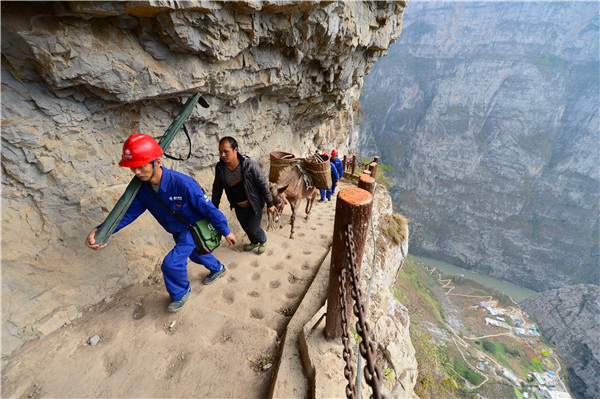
[{"xmin": 1, "ymin": 186, "xmax": 346, "ymax": 398}]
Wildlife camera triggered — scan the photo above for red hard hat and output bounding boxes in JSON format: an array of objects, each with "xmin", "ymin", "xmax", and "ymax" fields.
[
  {"xmin": 118, "ymin": 134, "xmax": 164, "ymax": 167},
  {"xmin": 331, "ymin": 149, "xmax": 339, "ymax": 156},
  {"xmin": 323, "ymin": 152, "xmax": 330, "ymax": 158}
]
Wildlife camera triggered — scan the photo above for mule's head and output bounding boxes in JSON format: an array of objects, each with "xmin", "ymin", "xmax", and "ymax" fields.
[{"xmin": 269, "ymin": 182, "xmax": 288, "ymax": 214}]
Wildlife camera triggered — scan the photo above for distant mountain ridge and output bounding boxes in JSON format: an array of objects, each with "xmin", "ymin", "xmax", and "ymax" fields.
[{"xmin": 359, "ymin": 1, "xmax": 599, "ymax": 291}]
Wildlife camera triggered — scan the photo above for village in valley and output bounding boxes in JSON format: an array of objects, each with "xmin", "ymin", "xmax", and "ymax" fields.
[
  {"xmin": 474, "ymin": 298, "xmax": 570, "ymax": 399},
  {"xmin": 398, "ymin": 259, "xmax": 574, "ymax": 399}
]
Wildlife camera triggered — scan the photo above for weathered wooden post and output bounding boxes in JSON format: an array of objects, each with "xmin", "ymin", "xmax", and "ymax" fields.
[
  {"xmin": 342, "ymin": 155, "xmax": 347, "ymax": 172},
  {"xmin": 351, "ymin": 154, "xmax": 357, "ymax": 176},
  {"xmin": 362, "ymin": 169, "xmax": 371, "ymax": 176},
  {"xmin": 358, "ymin": 173, "xmax": 375, "ymax": 195},
  {"xmin": 368, "ymin": 162, "xmax": 378, "ymax": 179},
  {"xmin": 373, "ymin": 155, "xmax": 380, "ymax": 164},
  {"xmin": 325, "ymin": 187, "xmax": 373, "ymax": 339}
]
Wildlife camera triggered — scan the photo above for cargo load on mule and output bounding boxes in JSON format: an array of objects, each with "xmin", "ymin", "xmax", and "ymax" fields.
[
  {"xmin": 268, "ymin": 151, "xmax": 331, "ymax": 190},
  {"xmin": 268, "ymin": 151, "xmax": 335, "ymax": 238},
  {"xmin": 303, "ymin": 153, "xmax": 332, "ymax": 190}
]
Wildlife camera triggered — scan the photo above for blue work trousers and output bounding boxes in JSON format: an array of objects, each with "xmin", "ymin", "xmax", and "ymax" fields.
[
  {"xmin": 234, "ymin": 205, "xmax": 267, "ymax": 244},
  {"xmin": 162, "ymin": 229, "xmax": 222, "ymax": 300},
  {"xmin": 319, "ymin": 186, "xmax": 335, "ymax": 200}
]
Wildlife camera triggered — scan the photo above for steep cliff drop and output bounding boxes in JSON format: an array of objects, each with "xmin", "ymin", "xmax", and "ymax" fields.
[
  {"xmin": 521, "ymin": 285, "xmax": 600, "ymax": 399},
  {"xmin": 359, "ymin": 1, "xmax": 599, "ymax": 292}
]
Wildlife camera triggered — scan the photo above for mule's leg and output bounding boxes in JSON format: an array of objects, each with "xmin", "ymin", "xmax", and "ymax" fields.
[
  {"xmin": 305, "ymin": 193, "xmax": 315, "ymax": 220},
  {"xmin": 290, "ymin": 202, "xmax": 297, "ymax": 239},
  {"xmin": 306, "ymin": 190, "xmax": 317, "ymax": 219},
  {"xmin": 305, "ymin": 198, "xmax": 310, "ymax": 220}
]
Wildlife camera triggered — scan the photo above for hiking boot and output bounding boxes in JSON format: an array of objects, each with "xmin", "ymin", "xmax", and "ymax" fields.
[
  {"xmin": 167, "ymin": 288, "xmax": 191, "ymax": 312},
  {"xmin": 204, "ymin": 265, "xmax": 227, "ymax": 285},
  {"xmin": 257, "ymin": 242, "xmax": 267, "ymax": 255},
  {"xmin": 244, "ymin": 243, "xmax": 259, "ymax": 252}
]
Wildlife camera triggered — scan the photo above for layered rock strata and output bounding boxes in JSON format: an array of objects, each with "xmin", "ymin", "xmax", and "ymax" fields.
[{"xmin": 1, "ymin": 0, "xmax": 405, "ymax": 356}]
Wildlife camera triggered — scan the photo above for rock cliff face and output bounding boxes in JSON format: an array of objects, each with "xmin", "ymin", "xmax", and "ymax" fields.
[
  {"xmin": 1, "ymin": 1, "xmax": 405, "ymax": 357},
  {"xmin": 521, "ymin": 285, "xmax": 600, "ymax": 399},
  {"xmin": 359, "ymin": 1, "xmax": 599, "ymax": 292}
]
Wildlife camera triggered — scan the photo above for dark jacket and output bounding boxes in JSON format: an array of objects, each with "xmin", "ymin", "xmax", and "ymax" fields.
[{"xmin": 212, "ymin": 153, "xmax": 274, "ymax": 215}]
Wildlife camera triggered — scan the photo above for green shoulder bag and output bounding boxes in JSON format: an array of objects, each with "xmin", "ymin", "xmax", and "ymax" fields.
[{"xmin": 149, "ymin": 186, "xmax": 222, "ymax": 255}]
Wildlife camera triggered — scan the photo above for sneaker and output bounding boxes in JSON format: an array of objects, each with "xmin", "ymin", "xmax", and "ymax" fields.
[
  {"xmin": 204, "ymin": 265, "xmax": 227, "ymax": 285},
  {"xmin": 257, "ymin": 242, "xmax": 267, "ymax": 255},
  {"xmin": 317, "ymin": 199, "xmax": 325, "ymax": 203},
  {"xmin": 244, "ymin": 243, "xmax": 259, "ymax": 252},
  {"xmin": 167, "ymin": 288, "xmax": 191, "ymax": 312}
]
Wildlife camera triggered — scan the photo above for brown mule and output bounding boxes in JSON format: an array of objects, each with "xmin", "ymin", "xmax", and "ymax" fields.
[{"xmin": 269, "ymin": 165, "xmax": 317, "ymax": 239}]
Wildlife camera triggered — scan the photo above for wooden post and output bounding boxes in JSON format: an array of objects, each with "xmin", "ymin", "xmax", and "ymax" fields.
[
  {"xmin": 342, "ymin": 155, "xmax": 347, "ymax": 172},
  {"xmin": 351, "ymin": 154, "xmax": 357, "ymax": 176},
  {"xmin": 373, "ymin": 155, "xmax": 380, "ymax": 164},
  {"xmin": 358, "ymin": 174, "xmax": 375, "ymax": 195},
  {"xmin": 325, "ymin": 187, "xmax": 373, "ymax": 339},
  {"xmin": 368, "ymin": 162, "xmax": 378, "ymax": 179},
  {"xmin": 362, "ymin": 169, "xmax": 370, "ymax": 176}
]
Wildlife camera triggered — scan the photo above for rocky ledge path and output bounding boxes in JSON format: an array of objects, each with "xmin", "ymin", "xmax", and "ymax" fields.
[{"xmin": 1, "ymin": 182, "xmax": 353, "ymax": 398}]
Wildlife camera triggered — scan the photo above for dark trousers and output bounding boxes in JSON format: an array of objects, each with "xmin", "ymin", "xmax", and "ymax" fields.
[{"xmin": 234, "ymin": 206, "xmax": 267, "ymax": 244}]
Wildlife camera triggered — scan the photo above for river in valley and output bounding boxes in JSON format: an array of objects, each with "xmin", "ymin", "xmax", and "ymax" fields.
[{"xmin": 411, "ymin": 255, "xmax": 537, "ymax": 302}]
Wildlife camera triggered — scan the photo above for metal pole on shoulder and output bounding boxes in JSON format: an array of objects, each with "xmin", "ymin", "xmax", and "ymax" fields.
[{"xmin": 94, "ymin": 93, "xmax": 204, "ymax": 245}]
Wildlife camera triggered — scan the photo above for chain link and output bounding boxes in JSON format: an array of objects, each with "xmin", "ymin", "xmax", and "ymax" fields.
[
  {"xmin": 339, "ymin": 269, "xmax": 357, "ymax": 399},
  {"xmin": 342, "ymin": 224, "xmax": 385, "ymax": 399}
]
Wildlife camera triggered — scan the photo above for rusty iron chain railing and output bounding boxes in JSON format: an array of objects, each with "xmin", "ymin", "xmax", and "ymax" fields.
[
  {"xmin": 339, "ymin": 269, "xmax": 357, "ymax": 398},
  {"xmin": 338, "ymin": 223, "xmax": 385, "ymax": 399},
  {"xmin": 344, "ymin": 160, "xmax": 370, "ymax": 173}
]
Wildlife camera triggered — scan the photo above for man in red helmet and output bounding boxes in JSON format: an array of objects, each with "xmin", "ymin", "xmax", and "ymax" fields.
[
  {"xmin": 317, "ymin": 153, "xmax": 340, "ymax": 202},
  {"xmin": 86, "ymin": 134, "xmax": 237, "ymax": 312},
  {"xmin": 330, "ymin": 149, "xmax": 343, "ymax": 192}
]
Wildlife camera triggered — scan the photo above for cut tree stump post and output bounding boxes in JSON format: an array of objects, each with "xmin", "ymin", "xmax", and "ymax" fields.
[
  {"xmin": 358, "ymin": 174, "xmax": 375, "ymax": 195},
  {"xmin": 342, "ymin": 155, "xmax": 347, "ymax": 172},
  {"xmin": 368, "ymin": 162, "xmax": 378, "ymax": 179},
  {"xmin": 325, "ymin": 187, "xmax": 373, "ymax": 339},
  {"xmin": 351, "ymin": 154, "xmax": 357, "ymax": 176},
  {"xmin": 373, "ymin": 156, "xmax": 380, "ymax": 164}
]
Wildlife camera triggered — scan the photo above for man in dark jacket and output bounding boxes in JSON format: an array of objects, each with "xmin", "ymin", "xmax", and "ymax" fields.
[{"xmin": 212, "ymin": 137, "xmax": 275, "ymax": 254}]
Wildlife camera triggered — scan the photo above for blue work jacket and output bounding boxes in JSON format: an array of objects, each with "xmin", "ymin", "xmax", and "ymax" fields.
[
  {"xmin": 330, "ymin": 161, "xmax": 339, "ymax": 186},
  {"xmin": 110, "ymin": 167, "xmax": 231, "ymax": 237},
  {"xmin": 332, "ymin": 157, "xmax": 343, "ymax": 178}
]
